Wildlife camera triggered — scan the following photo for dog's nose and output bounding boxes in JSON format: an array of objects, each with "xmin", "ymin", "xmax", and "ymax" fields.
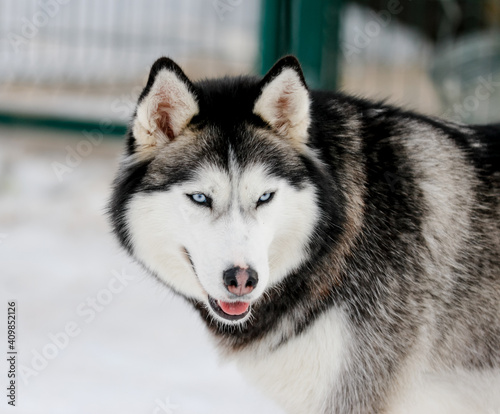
[{"xmin": 223, "ymin": 266, "xmax": 258, "ymax": 296}]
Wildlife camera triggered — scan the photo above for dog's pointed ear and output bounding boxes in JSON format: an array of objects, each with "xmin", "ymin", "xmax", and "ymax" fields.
[
  {"xmin": 253, "ymin": 56, "xmax": 310, "ymax": 146},
  {"xmin": 132, "ymin": 57, "xmax": 199, "ymax": 157}
]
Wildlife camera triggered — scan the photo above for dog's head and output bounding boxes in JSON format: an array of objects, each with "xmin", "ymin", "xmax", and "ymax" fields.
[{"xmin": 109, "ymin": 56, "xmax": 323, "ymax": 325}]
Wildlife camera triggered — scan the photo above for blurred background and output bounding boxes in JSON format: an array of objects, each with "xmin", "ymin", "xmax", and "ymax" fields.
[{"xmin": 0, "ymin": 1, "xmax": 499, "ymax": 413}]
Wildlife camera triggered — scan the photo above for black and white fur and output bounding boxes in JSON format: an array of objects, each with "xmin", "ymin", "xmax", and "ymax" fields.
[{"xmin": 109, "ymin": 56, "xmax": 500, "ymax": 413}]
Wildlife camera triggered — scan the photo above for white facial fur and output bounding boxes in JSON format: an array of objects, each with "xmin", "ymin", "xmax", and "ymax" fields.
[
  {"xmin": 126, "ymin": 162, "xmax": 319, "ymax": 322},
  {"xmin": 125, "ymin": 60, "xmax": 316, "ymax": 323}
]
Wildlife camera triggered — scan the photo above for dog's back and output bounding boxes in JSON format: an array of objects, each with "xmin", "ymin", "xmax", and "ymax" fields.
[{"xmin": 271, "ymin": 96, "xmax": 500, "ymax": 413}]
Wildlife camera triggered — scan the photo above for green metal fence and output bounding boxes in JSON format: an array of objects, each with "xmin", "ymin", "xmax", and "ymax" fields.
[
  {"xmin": 0, "ymin": 0, "xmax": 499, "ymax": 133},
  {"xmin": 260, "ymin": 0, "xmax": 500, "ymax": 124},
  {"xmin": 260, "ymin": 0, "xmax": 343, "ymax": 90}
]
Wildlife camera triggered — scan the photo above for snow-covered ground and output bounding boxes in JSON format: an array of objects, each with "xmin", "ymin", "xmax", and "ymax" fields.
[{"xmin": 0, "ymin": 126, "xmax": 284, "ymax": 414}]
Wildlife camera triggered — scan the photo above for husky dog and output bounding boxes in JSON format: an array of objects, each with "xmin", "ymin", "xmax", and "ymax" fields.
[{"xmin": 109, "ymin": 56, "xmax": 500, "ymax": 413}]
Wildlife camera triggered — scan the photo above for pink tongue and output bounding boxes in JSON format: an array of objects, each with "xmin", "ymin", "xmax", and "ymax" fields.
[{"xmin": 218, "ymin": 300, "xmax": 250, "ymax": 316}]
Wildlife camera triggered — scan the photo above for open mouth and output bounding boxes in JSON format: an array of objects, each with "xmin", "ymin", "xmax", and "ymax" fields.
[
  {"xmin": 208, "ymin": 296, "xmax": 251, "ymax": 321},
  {"xmin": 183, "ymin": 247, "xmax": 251, "ymax": 322}
]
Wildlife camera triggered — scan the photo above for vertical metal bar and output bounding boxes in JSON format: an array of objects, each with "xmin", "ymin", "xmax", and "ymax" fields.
[
  {"xmin": 321, "ymin": 0, "xmax": 343, "ymax": 90},
  {"xmin": 294, "ymin": 0, "xmax": 324, "ymax": 87},
  {"xmin": 260, "ymin": 0, "xmax": 292, "ymax": 74},
  {"xmin": 259, "ymin": 0, "xmax": 343, "ymax": 90}
]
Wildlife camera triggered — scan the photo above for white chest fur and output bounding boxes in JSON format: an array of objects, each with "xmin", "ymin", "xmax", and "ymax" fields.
[
  {"xmin": 230, "ymin": 309, "xmax": 500, "ymax": 414},
  {"xmin": 233, "ymin": 309, "xmax": 348, "ymax": 414}
]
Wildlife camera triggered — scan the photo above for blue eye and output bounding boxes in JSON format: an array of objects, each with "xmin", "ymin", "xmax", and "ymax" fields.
[
  {"xmin": 259, "ymin": 193, "xmax": 271, "ymax": 202},
  {"xmin": 257, "ymin": 192, "xmax": 274, "ymax": 206},
  {"xmin": 192, "ymin": 193, "xmax": 206, "ymax": 203},
  {"xmin": 188, "ymin": 193, "xmax": 211, "ymax": 207}
]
